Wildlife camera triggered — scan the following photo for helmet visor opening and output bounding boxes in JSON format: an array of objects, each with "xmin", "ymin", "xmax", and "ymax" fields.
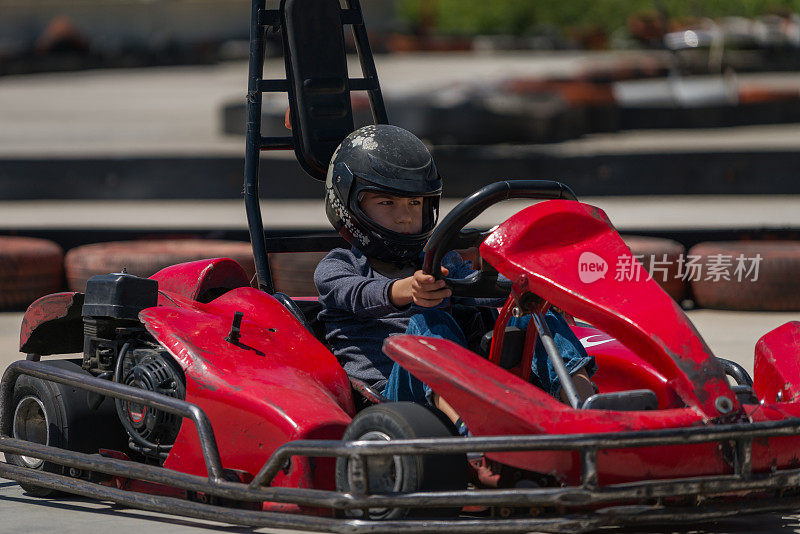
[{"xmin": 353, "ymin": 186, "xmax": 439, "ymax": 239}]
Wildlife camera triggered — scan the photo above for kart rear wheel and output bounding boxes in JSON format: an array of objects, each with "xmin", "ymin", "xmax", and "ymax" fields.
[
  {"xmin": 335, "ymin": 402, "xmax": 467, "ymax": 520},
  {"xmin": 7, "ymin": 370, "xmax": 71, "ymax": 497},
  {"xmin": 4, "ymin": 360, "xmax": 126, "ymax": 497}
]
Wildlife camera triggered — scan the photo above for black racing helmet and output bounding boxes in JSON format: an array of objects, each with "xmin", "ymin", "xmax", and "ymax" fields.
[{"xmin": 325, "ymin": 125, "xmax": 442, "ymax": 265}]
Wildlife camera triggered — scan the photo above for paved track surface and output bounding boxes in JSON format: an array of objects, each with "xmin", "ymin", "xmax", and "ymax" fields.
[{"xmin": 3, "ymin": 55, "xmax": 800, "ymax": 158}]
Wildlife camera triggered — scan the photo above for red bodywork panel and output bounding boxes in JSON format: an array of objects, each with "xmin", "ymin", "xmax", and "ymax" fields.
[
  {"xmin": 140, "ymin": 262, "xmax": 354, "ymax": 493},
  {"xmin": 384, "ymin": 335, "xmax": 800, "ymax": 485},
  {"xmin": 151, "ymin": 258, "xmax": 251, "ymax": 302},
  {"xmin": 570, "ymin": 325, "xmax": 682, "ymax": 409},
  {"xmin": 383, "ymin": 200, "xmax": 800, "ymax": 486},
  {"xmin": 754, "ymin": 321, "xmax": 800, "ymax": 404},
  {"xmin": 479, "ymin": 200, "xmax": 738, "ymax": 420},
  {"xmin": 19, "ymin": 292, "xmax": 85, "ymax": 355}
]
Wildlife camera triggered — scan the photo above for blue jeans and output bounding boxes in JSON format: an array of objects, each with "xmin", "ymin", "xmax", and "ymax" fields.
[{"xmin": 381, "ymin": 309, "xmax": 596, "ymax": 404}]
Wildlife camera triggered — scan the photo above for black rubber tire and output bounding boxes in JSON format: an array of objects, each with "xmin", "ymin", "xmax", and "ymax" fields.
[
  {"xmin": 64, "ymin": 239, "xmax": 255, "ymax": 292},
  {"xmin": 621, "ymin": 235, "xmax": 687, "ymax": 302},
  {"xmin": 4, "ymin": 360, "xmax": 126, "ymax": 497},
  {"xmin": 335, "ymin": 402, "xmax": 467, "ymax": 520},
  {"xmin": 268, "ymin": 251, "xmax": 327, "ymax": 296},
  {"xmin": 268, "ymin": 249, "xmax": 480, "ymax": 297},
  {"xmin": 0, "ymin": 236, "xmax": 64, "ymax": 310},
  {"xmin": 689, "ymin": 241, "xmax": 800, "ymax": 311}
]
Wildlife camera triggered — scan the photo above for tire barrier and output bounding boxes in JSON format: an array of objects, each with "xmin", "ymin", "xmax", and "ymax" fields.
[
  {"xmin": 64, "ymin": 240, "xmax": 256, "ymax": 292},
  {"xmin": 268, "ymin": 242, "xmax": 687, "ymax": 300},
  {"xmin": 268, "ymin": 251, "xmax": 328, "ymax": 297},
  {"xmin": 224, "ymin": 89, "xmax": 588, "ymax": 145},
  {"xmin": 503, "ymin": 79, "xmax": 619, "ymax": 133},
  {"xmin": 268, "ymin": 248, "xmax": 481, "ymax": 298},
  {"xmin": 65, "ymin": 241, "xmax": 345, "ymax": 297},
  {"xmin": 621, "ymin": 236, "xmax": 687, "ymax": 302},
  {"xmin": 61, "ymin": 238, "xmax": 701, "ymax": 305},
  {"xmin": 0, "ymin": 236, "xmax": 64, "ymax": 310},
  {"xmin": 689, "ymin": 241, "xmax": 800, "ymax": 311}
]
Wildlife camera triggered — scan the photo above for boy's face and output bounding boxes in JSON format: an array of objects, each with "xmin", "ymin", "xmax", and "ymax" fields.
[{"xmin": 360, "ymin": 191, "xmax": 423, "ymax": 234}]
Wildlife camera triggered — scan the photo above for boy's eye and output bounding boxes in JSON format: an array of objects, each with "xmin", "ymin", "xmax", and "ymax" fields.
[
  {"xmin": 378, "ymin": 200, "xmax": 393, "ymax": 206},
  {"xmin": 408, "ymin": 199, "xmax": 422, "ymax": 206}
]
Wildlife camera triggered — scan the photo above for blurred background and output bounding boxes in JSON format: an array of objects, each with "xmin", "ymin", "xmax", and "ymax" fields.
[
  {"xmin": 5, "ymin": 5, "xmax": 800, "ymax": 528},
  {"xmin": 5, "ymin": 5, "xmax": 800, "ymax": 529},
  {"xmin": 2, "ymin": 0, "xmax": 800, "ymax": 318}
]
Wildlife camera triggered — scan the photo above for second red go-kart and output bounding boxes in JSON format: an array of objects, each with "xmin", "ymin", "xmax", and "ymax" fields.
[{"xmin": 3, "ymin": 1, "xmax": 800, "ymax": 532}]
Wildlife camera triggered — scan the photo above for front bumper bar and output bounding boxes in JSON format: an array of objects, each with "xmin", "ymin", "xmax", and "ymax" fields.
[{"xmin": 3, "ymin": 359, "xmax": 800, "ymax": 533}]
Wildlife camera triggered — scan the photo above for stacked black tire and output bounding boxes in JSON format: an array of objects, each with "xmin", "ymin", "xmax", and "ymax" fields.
[
  {"xmin": 4, "ymin": 236, "xmax": 800, "ymax": 311},
  {"xmin": 0, "ymin": 236, "xmax": 63, "ymax": 310},
  {"xmin": 688, "ymin": 241, "xmax": 800, "ymax": 311}
]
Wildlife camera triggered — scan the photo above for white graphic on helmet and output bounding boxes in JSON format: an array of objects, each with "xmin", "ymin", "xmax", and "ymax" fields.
[
  {"xmin": 329, "ymin": 143, "xmax": 342, "ymax": 169},
  {"xmin": 327, "ymin": 184, "xmax": 370, "ymax": 246},
  {"xmin": 349, "ymin": 127, "xmax": 378, "ymax": 151}
]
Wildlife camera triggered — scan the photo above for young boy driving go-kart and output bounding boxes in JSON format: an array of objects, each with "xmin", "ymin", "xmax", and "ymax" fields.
[{"xmin": 314, "ymin": 124, "xmax": 596, "ymax": 422}]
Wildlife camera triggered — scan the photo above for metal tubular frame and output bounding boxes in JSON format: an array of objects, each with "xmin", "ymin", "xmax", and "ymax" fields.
[
  {"xmin": 1, "ymin": 361, "xmax": 224, "ymax": 482},
  {"xmin": 244, "ymin": 0, "xmax": 273, "ymax": 293},
  {"xmin": 5, "ymin": 359, "xmax": 800, "ymax": 532},
  {"xmin": 243, "ymin": 0, "xmax": 387, "ymax": 294},
  {"xmin": 345, "ymin": 0, "xmax": 389, "ymax": 125},
  {"xmin": 531, "ymin": 310, "xmax": 582, "ymax": 409}
]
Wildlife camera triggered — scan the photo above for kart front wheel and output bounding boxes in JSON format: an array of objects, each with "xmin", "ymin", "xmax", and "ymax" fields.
[{"xmin": 335, "ymin": 402, "xmax": 467, "ymax": 520}]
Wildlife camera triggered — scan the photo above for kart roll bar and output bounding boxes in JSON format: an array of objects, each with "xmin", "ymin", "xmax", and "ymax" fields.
[{"xmin": 244, "ymin": 0, "xmax": 387, "ymax": 293}]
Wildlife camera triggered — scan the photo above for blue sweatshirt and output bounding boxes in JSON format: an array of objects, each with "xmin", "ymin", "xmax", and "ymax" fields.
[{"xmin": 314, "ymin": 247, "xmax": 478, "ymax": 390}]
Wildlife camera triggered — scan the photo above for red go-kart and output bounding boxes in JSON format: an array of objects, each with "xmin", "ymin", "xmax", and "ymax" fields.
[{"xmin": 3, "ymin": 1, "xmax": 800, "ymax": 532}]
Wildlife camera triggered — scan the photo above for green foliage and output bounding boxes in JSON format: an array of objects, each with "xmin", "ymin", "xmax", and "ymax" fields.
[{"xmin": 396, "ymin": 0, "xmax": 800, "ymax": 36}]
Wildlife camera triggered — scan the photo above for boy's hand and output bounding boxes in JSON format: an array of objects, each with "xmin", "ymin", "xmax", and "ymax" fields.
[{"xmin": 390, "ymin": 268, "xmax": 451, "ymax": 308}]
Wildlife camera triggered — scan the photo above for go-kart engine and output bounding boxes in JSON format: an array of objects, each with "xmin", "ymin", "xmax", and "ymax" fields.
[
  {"xmin": 78, "ymin": 272, "xmax": 185, "ymax": 459},
  {"xmin": 115, "ymin": 347, "xmax": 186, "ymax": 458}
]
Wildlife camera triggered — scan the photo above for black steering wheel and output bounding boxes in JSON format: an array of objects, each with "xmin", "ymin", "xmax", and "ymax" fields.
[{"xmin": 422, "ymin": 180, "xmax": 578, "ymax": 298}]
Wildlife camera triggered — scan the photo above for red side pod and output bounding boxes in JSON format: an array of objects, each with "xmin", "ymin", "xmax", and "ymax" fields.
[
  {"xmin": 150, "ymin": 258, "xmax": 251, "ymax": 302},
  {"xmin": 754, "ymin": 321, "xmax": 800, "ymax": 404},
  {"xmin": 384, "ymin": 335, "xmax": 719, "ymax": 485},
  {"xmin": 139, "ymin": 287, "xmax": 353, "ymax": 489},
  {"xmin": 19, "ymin": 292, "xmax": 85, "ymax": 355},
  {"xmin": 570, "ymin": 325, "xmax": 682, "ymax": 409},
  {"xmin": 479, "ymin": 200, "xmax": 739, "ymax": 420},
  {"xmin": 385, "ymin": 335, "xmax": 800, "ymax": 485}
]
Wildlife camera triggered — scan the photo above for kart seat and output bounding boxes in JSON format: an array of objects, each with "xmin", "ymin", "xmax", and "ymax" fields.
[
  {"xmin": 581, "ymin": 389, "xmax": 658, "ymax": 411},
  {"xmin": 289, "ymin": 298, "xmax": 386, "ymax": 410},
  {"xmin": 479, "ymin": 326, "xmax": 525, "ymax": 370},
  {"xmin": 291, "ymin": 298, "xmax": 327, "ymax": 341},
  {"xmin": 480, "ymin": 327, "xmax": 660, "ymax": 411}
]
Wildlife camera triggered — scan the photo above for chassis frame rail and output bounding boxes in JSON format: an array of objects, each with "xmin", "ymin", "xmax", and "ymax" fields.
[{"xmin": 4, "ymin": 360, "xmax": 800, "ymax": 532}]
